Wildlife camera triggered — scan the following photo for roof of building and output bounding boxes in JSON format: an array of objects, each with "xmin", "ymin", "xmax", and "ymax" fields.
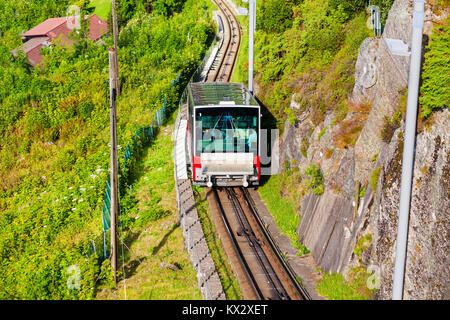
[
  {"xmin": 11, "ymin": 37, "xmax": 50, "ymax": 67},
  {"xmin": 21, "ymin": 17, "xmax": 68, "ymax": 38},
  {"xmin": 12, "ymin": 14, "xmax": 108, "ymax": 67},
  {"xmin": 189, "ymin": 82, "xmax": 259, "ymax": 106},
  {"xmin": 11, "ymin": 36, "xmax": 50, "ymax": 55},
  {"xmin": 21, "ymin": 14, "xmax": 108, "ymax": 42}
]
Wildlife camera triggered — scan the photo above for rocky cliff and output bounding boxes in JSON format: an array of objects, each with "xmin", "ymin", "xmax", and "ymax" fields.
[{"xmin": 278, "ymin": 0, "xmax": 449, "ymax": 299}]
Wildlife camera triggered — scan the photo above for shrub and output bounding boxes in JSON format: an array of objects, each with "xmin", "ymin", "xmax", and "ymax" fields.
[
  {"xmin": 285, "ymin": 107, "xmax": 297, "ymax": 126},
  {"xmin": 380, "ymin": 111, "xmax": 402, "ymax": 143},
  {"xmin": 304, "ymin": 163, "xmax": 324, "ymax": 195},
  {"xmin": 259, "ymin": 0, "xmax": 301, "ymax": 33},
  {"xmin": 354, "ymin": 233, "xmax": 372, "ymax": 257},
  {"xmin": 419, "ymin": 18, "xmax": 450, "ymax": 118}
]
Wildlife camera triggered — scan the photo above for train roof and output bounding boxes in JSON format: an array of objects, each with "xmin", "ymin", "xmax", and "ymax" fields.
[{"xmin": 189, "ymin": 82, "xmax": 259, "ymax": 107}]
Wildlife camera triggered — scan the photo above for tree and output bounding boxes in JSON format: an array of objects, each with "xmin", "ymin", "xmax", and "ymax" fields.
[
  {"xmin": 152, "ymin": 0, "xmax": 184, "ymax": 17},
  {"xmin": 259, "ymin": 0, "xmax": 302, "ymax": 33}
]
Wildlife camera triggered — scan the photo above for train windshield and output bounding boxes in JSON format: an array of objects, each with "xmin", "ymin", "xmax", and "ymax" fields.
[{"xmin": 195, "ymin": 107, "xmax": 259, "ymax": 155}]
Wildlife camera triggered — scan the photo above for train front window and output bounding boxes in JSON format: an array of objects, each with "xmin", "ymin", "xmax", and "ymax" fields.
[{"xmin": 195, "ymin": 107, "xmax": 258, "ymax": 155}]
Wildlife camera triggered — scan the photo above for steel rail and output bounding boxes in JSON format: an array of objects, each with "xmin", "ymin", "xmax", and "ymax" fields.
[
  {"xmin": 225, "ymin": 188, "xmax": 289, "ymax": 300},
  {"xmin": 212, "ymin": 188, "xmax": 264, "ymax": 299},
  {"xmin": 210, "ymin": 0, "xmax": 241, "ymax": 82},
  {"xmin": 241, "ymin": 188, "xmax": 312, "ymax": 300}
]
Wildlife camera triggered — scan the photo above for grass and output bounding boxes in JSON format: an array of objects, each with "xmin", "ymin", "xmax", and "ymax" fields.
[
  {"xmin": 95, "ymin": 113, "xmax": 202, "ymax": 300},
  {"xmin": 90, "ymin": 0, "xmax": 111, "ymax": 20},
  {"xmin": 316, "ymin": 267, "xmax": 375, "ymax": 300},
  {"xmin": 230, "ymin": 14, "xmax": 249, "ymax": 84},
  {"xmin": 258, "ymin": 174, "xmax": 309, "ymax": 255}
]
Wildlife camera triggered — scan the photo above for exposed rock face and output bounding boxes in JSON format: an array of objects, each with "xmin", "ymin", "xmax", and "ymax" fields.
[
  {"xmin": 365, "ymin": 111, "xmax": 450, "ymax": 300},
  {"xmin": 277, "ymin": 0, "xmax": 449, "ymax": 299}
]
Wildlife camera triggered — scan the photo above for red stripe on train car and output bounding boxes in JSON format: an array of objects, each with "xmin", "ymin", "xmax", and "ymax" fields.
[
  {"xmin": 254, "ymin": 156, "xmax": 261, "ymax": 180},
  {"xmin": 193, "ymin": 156, "xmax": 201, "ymax": 181}
]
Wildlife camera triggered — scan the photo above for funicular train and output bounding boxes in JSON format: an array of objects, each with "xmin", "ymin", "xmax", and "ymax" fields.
[{"xmin": 182, "ymin": 82, "xmax": 261, "ymax": 187}]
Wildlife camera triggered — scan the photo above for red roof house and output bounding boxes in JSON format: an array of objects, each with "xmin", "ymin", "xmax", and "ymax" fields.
[{"xmin": 12, "ymin": 14, "xmax": 108, "ymax": 67}]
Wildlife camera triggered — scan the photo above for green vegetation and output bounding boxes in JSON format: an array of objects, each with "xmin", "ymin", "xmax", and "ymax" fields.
[
  {"xmin": 353, "ymin": 233, "xmax": 372, "ymax": 258},
  {"xmin": 317, "ymin": 232, "xmax": 376, "ymax": 300},
  {"xmin": 96, "ymin": 116, "xmax": 202, "ymax": 300},
  {"xmin": 300, "ymin": 137, "xmax": 309, "ymax": 158},
  {"xmin": 258, "ymin": 174, "xmax": 309, "ymax": 255},
  {"xmin": 318, "ymin": 126, "xmax": 328, "ymax": 140},
  {"xmin": 258, "ymin": 0, "xmax": 302, "ymax": 33},
  {"xmin": 371, "ymin": 153, "xmax": 379, "ymax": 164},
  {"xmin": 370, "ymin": 167, "xmax": 382, "ymax": 192},
  {"xmin": 419, "ymin": 17, "xmax": 450, "ymax": 118},
  {"xmin": 316, "ymin": 266, "xmax": 375, "ymax": 300},
  {"xmin": 234, "ymin": 0, "xmax": 373, "ymax": 134},
  {"xmin": 304, "ymin": 163, "xmax": 324, "ymax": 195},
  {"xmin": 332, "ymin": 100, "xmax": 372, "ymax": 149},
  {"xmin": 0, "ymin": 0, "xmax": 214, "ymax": 299},
  {"xmin": 359, "ymin": 185, "xmax": 366, "ymax": 198},
  {"xmin": 285, "ymin": 107, "xmax": 297, "ymax": 126},
  {"xmin": 381, "ymin": 111, "xmax": 402, "ymax": 143},
  {"xmin": 90, "ymin": 0, "xmax": 111, "ymax": 20},
  {"xmin": 369, "ymin": 0, "xmax": 395, "ymax": 25}
]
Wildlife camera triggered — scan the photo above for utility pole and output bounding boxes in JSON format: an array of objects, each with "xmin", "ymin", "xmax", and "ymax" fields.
[
  {"xmin": 109, "ymin": 47, "xmax": 119, "ymax": 283},
  {"xmin": 248, "ymin": 0, "xmax": 256, "ymax": 94},
  {"xmin": 392, "ymin": 0, "xmax": 425, "ymax": 300},
  {"xmin": 111, "ymin": 0, "xmax": 120, "ymax": 96}
]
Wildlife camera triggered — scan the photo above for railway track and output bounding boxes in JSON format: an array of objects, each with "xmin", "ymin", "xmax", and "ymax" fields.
[
  {"xmin": 207, "ymin": 187, "xmax": 310, "ymax": 300},
  {"xmin": 176, "ymin": 0, "xmax": 311, "ymax": 300},
  {"xmin": 208, "ymin": 0, "xmax": 241, "ymax": 82}
]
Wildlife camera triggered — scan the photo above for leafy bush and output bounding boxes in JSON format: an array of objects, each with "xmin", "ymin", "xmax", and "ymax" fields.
[
  {"xmin": 353, "ymin": 233, "xmax": 372, "ymax": 257},
  {"xmin": 380, "ymin": 111, "xmax": 402, "ymax": 143},
  {"xmin": 304, "ymin": 163, "xmax": 324, "ymax": 195},
  {"xmin": 419, "ymin": 18, "xmax": 450, "ymax": 118},
  {"xmin": 300, "ymin": 137, "xmax": 309, "ymax": 158},
  {"xmin": 259, "ymin": 0, "xmax": 301, "ymax": 33}
]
